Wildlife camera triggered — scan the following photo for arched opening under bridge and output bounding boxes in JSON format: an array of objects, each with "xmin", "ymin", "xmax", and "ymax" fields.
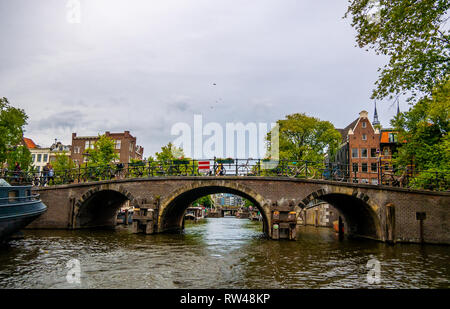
[
  {"xmin": 301, "ymin": 192, "xmax": 381, "ymax": 241},
  {"xmin": 75, "ymin": 189, "xmax": 131, "ymax": 228},
  {"xmin": 158, "ymin": 186, "xmax": 270, "ymax": 237}
]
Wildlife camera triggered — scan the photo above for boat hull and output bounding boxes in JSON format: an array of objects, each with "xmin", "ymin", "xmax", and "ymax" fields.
[{"xmin": 0, "ymin": 201, "xmax": 47, "ymax": 242}]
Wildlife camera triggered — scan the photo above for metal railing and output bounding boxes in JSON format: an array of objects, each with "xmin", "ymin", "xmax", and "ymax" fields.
[{"xmin": 1, "ymin": 158, "xmax": 448, "ymax": 191}]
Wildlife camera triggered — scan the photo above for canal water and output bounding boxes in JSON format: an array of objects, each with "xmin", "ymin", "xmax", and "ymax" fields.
[{"xmin": 0, "ymin": 217, "xmax": 449, "ymax": 288}]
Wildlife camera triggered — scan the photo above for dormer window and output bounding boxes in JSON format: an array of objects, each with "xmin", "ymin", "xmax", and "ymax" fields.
[{"xmin": 362, "ymin": 122, "xmax": 367, "ymax": 128}]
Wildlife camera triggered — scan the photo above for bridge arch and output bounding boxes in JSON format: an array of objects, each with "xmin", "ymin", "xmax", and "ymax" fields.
[
  {"xmin": 299, "ymin": 187, "xmax": 382, "ymax": 240},
  {"xmin": 158, "ymin": 181, "xmax": 271, "ymax": 236},
  {"xmin": 73, "ymin": 186, "xmax": 137, "ymax": 228}
]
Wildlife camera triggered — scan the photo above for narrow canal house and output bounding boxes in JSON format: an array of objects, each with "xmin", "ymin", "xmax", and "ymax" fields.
[{"xmin": 335, "ymin": 110, "xmax": 381, "ymax": 185}]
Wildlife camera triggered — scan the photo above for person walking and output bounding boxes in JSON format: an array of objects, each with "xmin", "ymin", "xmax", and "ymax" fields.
[
  {"xmin": 42, "ymin": 163, "xmax": 50, "ymax": 186},
  {"xmin": 48, "ymin": 164, "xmax": 55, "ymax": 185},
  {"xmin": 216, "ymin": 163, "xmax": 225, "ymax": 176},
  {"xmin": 13, "ymin": 162, "xmax": 21, "ymax": 183}
]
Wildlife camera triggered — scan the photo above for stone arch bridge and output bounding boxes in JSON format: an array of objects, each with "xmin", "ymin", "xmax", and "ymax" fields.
[{"xmin": 28, "ymin": 177, "xmax": 450, "ymax": 244}]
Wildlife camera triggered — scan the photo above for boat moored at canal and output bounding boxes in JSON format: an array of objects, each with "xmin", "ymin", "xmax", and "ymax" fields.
[
  {"xmin": 0, "ymin": 179, "xmax": 47, "ymax": 242},
  {"xmin": 184, "ymin": 206, "xmax": 205, "ymax": 221}
]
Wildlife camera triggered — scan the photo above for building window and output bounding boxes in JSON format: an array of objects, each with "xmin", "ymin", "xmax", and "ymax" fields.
[
  {"xmin": 31, "ymin": 154, "xmax": 35, "ymax": 162},
  {"xmin": 384, "ymin": 148, "xmax": 390, "ymax": 156},
  {"xmin": 362, "ymin": 134, "xmax": 367, "ymax": 141},
  {"xmin": 361, "ymin": 179, "xmax": 369, "ymax": 184},
  {"xmin": 115, "ymin": 140, "xmax": 121, "ymax": 150},
  {"xmin": 74, "ymin": 146, "xmax": 80, "ymax": 154},
  {"xmin": 371, "ymin": 148, "xmax": 377, "ymax": 158},
  {"xmin": 43, "ymin": 154, "xmax": 48, "ymax": 162},
  {"xmin": 371, "ymin": 179, "xmax": 379, "ymax": 185},
  {"xmin": 389, "ymin": 133, "xmax": 398, "ymax": 143},
  {"xmin": 352, "ymin": 148, "xmax": 358, "ymax": 158},
  {"xmin": 362, "ymin": 122, "xmax": 367, "ymax": 128},
  {"xmin": 371, "ymin": 163, "xmax": 377, "ymax": 172},
  {"xmin": 361, "ymin": 148, "xmax": 368, "ymax": 158},
  {"xmin": 85, "ymin": 141, "xmax": 94, "ymax": 149},
  {"xmin": 36, "ymin": 166, "xmax": 41, "ymax": 173},
  {"xmin": 362, "ymin": 163, "xmax": 368, "ymax": 172},
  {"xmin": 129, "ymin": 143, "xmax": 134, "ymax": 152},
  {"xmin": 37, "ymin": 154, "xmax": 42, "ymax": 162},
  {"xmin": 352, "ymin": 163, "xmax": 358, "ymax": 172}
]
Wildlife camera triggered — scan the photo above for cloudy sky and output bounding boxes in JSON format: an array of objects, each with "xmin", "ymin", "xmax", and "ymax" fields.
[{"xmin": 0, "ymin": 0, "xmax": 401, "ymax": 158}]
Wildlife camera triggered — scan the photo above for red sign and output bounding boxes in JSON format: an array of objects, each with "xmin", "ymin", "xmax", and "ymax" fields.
[{"xmin": 198, "ymin": 161, "xmax": 210, "ymax": 170}]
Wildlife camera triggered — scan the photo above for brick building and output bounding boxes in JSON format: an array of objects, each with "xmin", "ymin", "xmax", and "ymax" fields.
[
  {"xmin": 71, "ymin": 131, "xmax": 144, "ymax": 166},
  {"xmin": 336, "ymin": 110, "xmax": 380, "ymax": 184}
]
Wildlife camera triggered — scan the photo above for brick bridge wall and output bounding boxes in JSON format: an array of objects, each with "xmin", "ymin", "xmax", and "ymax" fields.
[{"xmin": 28, "ymin": 177, "xmax": 450, "ymax": 244}]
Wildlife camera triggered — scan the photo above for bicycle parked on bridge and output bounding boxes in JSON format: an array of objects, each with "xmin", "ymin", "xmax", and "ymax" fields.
[
  {"xmin": 322, "ymin": 163, "xmax": 345, "ymax": 182},
  {"xmin": 286, "ymin": 161, "xmax": 318, "ymax": 179}
]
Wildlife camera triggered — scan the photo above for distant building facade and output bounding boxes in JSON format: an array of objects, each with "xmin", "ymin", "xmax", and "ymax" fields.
[
  {"xmin": 70, "ymin": 131, "xmax": 144, "ymax": 165},
  {"xmin": 379, "ymin": 129, "xmax": 400, "ymax": 169},
  {"xmin": 300, "ymin": 201, "xmax": 340, "ymax": 228},
  {"xmin": 23, "ymin": 137, "xmax": 51, "ymax": 174},
  {"xmin": 336, "ymin": 110, "xmax": 381, "ymax": 185},
  {"xmin": 213, "ymin": 193, "xmax": 244, "ymax": 207},
  {"xmin": 49, "ymin": 140, "xmax": 71, "ymax": 163}
]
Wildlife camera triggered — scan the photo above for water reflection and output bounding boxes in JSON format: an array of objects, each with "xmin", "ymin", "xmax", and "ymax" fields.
[{"xmin": 0, "ymin": 218, "xmax": 449, "ymax": 288}]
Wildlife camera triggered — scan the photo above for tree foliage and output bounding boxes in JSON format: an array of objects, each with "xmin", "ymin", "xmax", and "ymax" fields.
[
  {"xmin": 243, "ymin": 198, "xmax": 254, "ymax": 208},
  {"xmin": 345, "ymin": 0, "xmax": 450, "ymax": 102},
  {"xmin": 392, "ymin": 80, "xmax": 450, "ymax": 189},
  {"xmin": 52, "ymin": 151, "xmax": 76, "ymax": 172},
  {"xmin": 85, "ymin": 135, "xmax": 119, "ymax": 165},
  {"xmin": 266, "ymin": 113, "xmax": 342, "ymax": 162},
  {"xmin": 155, "ymin": 142, "xmax": 185, "ymax": 162},
  {"xmin": 6, "ymin": 145, "xmax": 32, "ymax": 171},
  {"xmin": 193, "ymin": 195, "xmax": 213, "ymax": 208},
  {"xmin": 0, "ymin": 97, "xmax": 29, "ymax": 165}
]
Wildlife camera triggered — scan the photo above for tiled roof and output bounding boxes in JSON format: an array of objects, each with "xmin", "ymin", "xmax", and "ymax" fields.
[
  {"xmin": 23, "ymin": 137, "xmax": 37, "ymax": 149},
  {"xmin": 336, "ymin": 118, "xmax": 359, "ymax": 143}
]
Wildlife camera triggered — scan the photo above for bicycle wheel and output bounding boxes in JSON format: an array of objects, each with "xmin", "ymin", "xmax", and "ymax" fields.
[
  {"xmin": 333, "ymin": 170, "xmax": 344, "ymax": 182},
  {"xmin": 288, "ymin": 166, "xmax": 299, "ymax": 178}
]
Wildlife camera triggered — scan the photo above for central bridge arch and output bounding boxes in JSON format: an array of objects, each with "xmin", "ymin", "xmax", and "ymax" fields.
[{"xmin": 158, "ymin": 182, "xmax": 271, "ymax": 236}]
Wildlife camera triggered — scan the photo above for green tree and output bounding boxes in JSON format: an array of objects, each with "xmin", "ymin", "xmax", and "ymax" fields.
[
  {"xmin": 153, "ymin": 143, "xmax": 200, "ymax": 175},
  {"xmin": 52, "ymin": 151, "xmax": 76, "ymax": 172},
  {"xmin": 193, "ymin": 195, "xmax": 213, "ymax": 208},
  {"xmin": 86, "ymin": 134, "xmax": 119, "ymax": 165},
  {"xmin": 243, "ymin": 198, "xmax": 253, "ymax": 208},
  {"xmin": 392, "ymin": 81, "xmax": 450, "ymax": 189},
  {"xmin": 345, "ymin": 0, "xmax": 450, "ymax": 102},
  {"xmin": 49, "ymin": 152, "xmax": 77, "ymax": 184},
  {"xmin": 6, "ymin": 145, "xmax": 32, "ymax": 171},
  {"xmin": 155, "ymin": 142, "xmax": 185, "ymax": 163},
  {"xmin": 0, "ymin": 97, "xmax": 28, "ymax": 165},
  {"xmin": 266, "ymin": 113, "xmax": 342, "ymax": 162}
]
